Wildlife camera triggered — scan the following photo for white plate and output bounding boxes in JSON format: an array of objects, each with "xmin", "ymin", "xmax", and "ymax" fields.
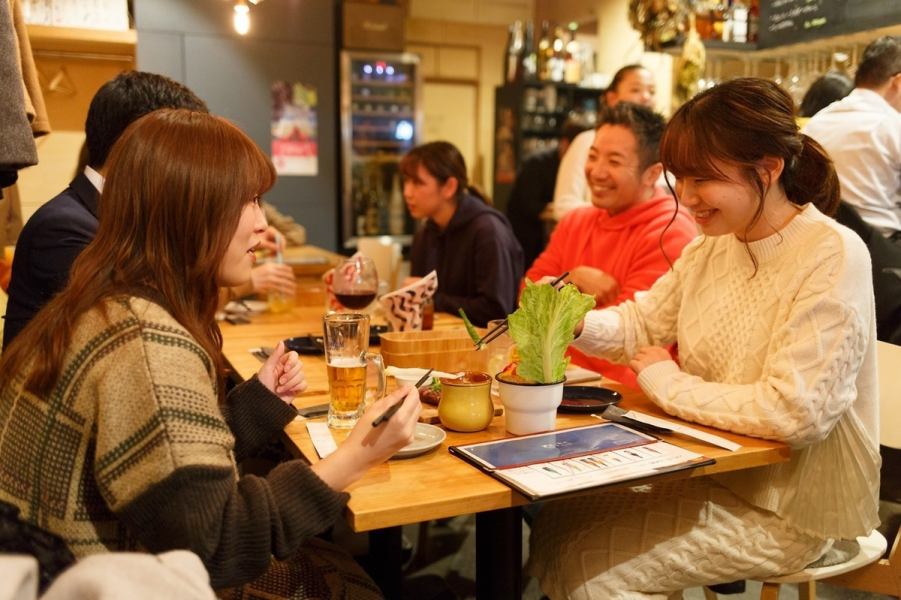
[
  {"xmin": 393, "ymin": 423, "xmax": 446, "ymax": 459},
  {"xmin": 224, "ymin": 299, "xmax": 269, "ymax": 314}
]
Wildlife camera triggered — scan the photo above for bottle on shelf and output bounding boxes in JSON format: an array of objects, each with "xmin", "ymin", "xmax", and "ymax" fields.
[
  {"xmin": 730, "ymin": 0, "xmax": 749, "ymax": 43},
  {"xmin": 694, "ymin": 1, "xmax": 714, "ymax": 40},
  {"xmin": 504, "ymin": 20, "xmax": 525, "ymax": 83},
  {"xmin": 549, "ymin": 25, "xmax": 566, "ymax": 82},
  {"xmin": 522, "ymin": 21, "xmax": 537, "ymax": 81},
  {"xmin": 563, "ymin": 22, "xmax": 581, "ymax": 84},
  {"xmin": 387, "ymin": 172, "xmax": 405, "ymax": 236},
  {"xmin": 364, "ymin": 173, "xmax": 381, "ymax": 235},
  {"xmin": 353, "ymin": 185, "xmax": 367, "ymax": 237},
  {"xmin": 711, "ymin": 1, "xmax": 727, "ymax": 41},
  {"xmin": 537, "ymin": 21, "xmax": 552, "ymax": 81},
  {"xmin": 747, "ymin": 0, "xmax": 759, "ymax": 43}
]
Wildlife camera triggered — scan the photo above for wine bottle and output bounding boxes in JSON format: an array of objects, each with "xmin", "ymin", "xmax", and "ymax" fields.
[
  {"xmin": 353, "ymin": 184, "xmax": 367, "ymax": 237},
  {"xmin": 731, "ymin": 0, "xmax": 749, "ymax": 43},
  {"xmin": 563, "ymin": 22, "xmax": 581, "ymax": 84},
  {"xmin": 537, "ymin": 21, "xmax": 552, "ymax": 81},
  {"xmin": 549, "ymin": 26, "xmax": 566, "ymax": 82},
  {"xmin": 522, "ymin": 21, "xmax": 537, "ymax": 81},
  {"xmin": 505, "ymin": 20, "xmax": 525, "ymax": 83},
  {"xmin": 388, "ymin": 172, "xmax": 405, "ymax": 235}
]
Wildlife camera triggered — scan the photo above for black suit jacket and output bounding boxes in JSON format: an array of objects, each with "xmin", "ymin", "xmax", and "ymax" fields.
[
  {"xmin": 505, "ymin": 148, "xmax": 559, "ymax": 269},
  {"xmin": 835, "ymin": 201, "xmax": 901, "ymax": 344},
  {"xmin": 3, "ymin": 174, "xmax": 99, "ymax": 348}
]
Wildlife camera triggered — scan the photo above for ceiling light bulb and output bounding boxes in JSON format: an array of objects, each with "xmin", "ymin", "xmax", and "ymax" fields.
[{"xmin": 233, "ymin": 3, "xmax": 250, "ymax": 35}]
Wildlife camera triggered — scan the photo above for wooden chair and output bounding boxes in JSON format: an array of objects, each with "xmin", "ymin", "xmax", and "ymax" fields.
[{"xmin": 703, "ymin": 341, "xmax": 901, "ymax": 599}]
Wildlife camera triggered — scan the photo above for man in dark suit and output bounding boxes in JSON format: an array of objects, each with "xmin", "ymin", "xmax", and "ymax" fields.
[{"xmin": 2, "ymin": 72, "xmax": 210, "ymax": 348}]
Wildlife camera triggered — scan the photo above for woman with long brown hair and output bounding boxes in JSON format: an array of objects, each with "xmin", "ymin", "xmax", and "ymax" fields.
[
  {"xmin": 0, "ymin": 109, "xmax": 420, "ymax": 598},
  {"xmin": 528, "ymin": 78, "xmax": 879, "ymax": 598}
]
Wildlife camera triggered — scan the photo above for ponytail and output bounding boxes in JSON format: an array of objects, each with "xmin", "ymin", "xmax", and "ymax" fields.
[
  {"xmin": 466, "ymin": 184, "xmax": 491, "ymax": 205},
  {"xmin": 782, "ymin": 134, "xmax": 840, "ymax": 217}
]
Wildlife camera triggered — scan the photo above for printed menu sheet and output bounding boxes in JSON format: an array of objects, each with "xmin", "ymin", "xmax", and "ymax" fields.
[{"xmin": 450, "ymin": 423, "xmax": 713, "ymax": 501}]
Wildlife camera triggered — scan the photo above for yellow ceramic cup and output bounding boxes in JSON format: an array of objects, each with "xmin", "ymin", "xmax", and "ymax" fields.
[{"xmin": 438, "ymin": 372, "xmax": 493, "ymax": 432}]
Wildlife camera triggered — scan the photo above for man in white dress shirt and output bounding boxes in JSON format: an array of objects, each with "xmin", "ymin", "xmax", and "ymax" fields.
[{"xmin": 803, "ymin": 36, "xmax": 901, "ymax": 242}]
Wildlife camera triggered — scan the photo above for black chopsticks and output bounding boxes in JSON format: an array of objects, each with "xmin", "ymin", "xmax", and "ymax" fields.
[
  {"xmin": 472, "ymin": 271, "xmax": 570, "ymax": 348},
  {"xmin": 371, "ymin": 368, "xmax": 434, "ymax": 427}
]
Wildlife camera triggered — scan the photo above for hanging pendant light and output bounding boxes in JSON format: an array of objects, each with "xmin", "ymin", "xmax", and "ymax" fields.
[{"xmin": 233, "ymin": 0, "xmax": 250, "ymax": 35}]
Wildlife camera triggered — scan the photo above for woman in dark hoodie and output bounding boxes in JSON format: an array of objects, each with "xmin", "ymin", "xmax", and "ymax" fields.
[{"xmin": 401, "ymin": 141, "xmax": 523, "ymax": 326}]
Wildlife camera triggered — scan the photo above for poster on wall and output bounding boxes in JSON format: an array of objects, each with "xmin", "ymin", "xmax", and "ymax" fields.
[{"xmin": 271, "ymin": 81, "xmax": 318, "ymax": 176}]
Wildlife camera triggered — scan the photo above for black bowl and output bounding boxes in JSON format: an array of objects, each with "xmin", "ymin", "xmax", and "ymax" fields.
[
  {"xmin": 284, "ymin": 335, "xmax": 324, "ymax": 355},
  {"xmin": 557, "ymin": 386, "xmax": 622, "ymax": 413},
  {"xmin": 369, "ymin": 324, "xmax": 389, "ymax": 346}
]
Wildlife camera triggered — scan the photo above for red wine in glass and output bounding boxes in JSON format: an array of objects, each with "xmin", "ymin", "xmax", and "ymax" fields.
[{"xmin": 335, "ymin": 291, "xmax": 376, "ymax": 309}]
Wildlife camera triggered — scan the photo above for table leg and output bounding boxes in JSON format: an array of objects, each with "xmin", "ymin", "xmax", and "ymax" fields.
[
  {"xmin": 476, "ymin": 507, "xmax": 523, "ymax": 600},
  {"xmin": 369, "ymin": 526, "xmax": 403, "ymax": 599}
]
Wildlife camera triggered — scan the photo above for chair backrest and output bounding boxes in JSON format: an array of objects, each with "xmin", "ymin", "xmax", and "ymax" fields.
[
  {"xmin": 357, "ymin": 236, "xmax": 401, "ymax": 292},
  {"xmin": 877, "ymin": 341, "xmax": 901, "ymax": 450}
]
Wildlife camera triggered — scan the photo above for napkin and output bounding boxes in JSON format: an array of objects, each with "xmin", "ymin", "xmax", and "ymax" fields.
[{"xmin": 378, "ymin": 270, "xmax": 438, "ymax": 331}]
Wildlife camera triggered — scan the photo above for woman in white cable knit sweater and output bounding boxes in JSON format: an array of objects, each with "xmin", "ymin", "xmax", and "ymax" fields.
[{"xmin": 528, "ymin": 78, "xmax": 880, "ymax": 599}]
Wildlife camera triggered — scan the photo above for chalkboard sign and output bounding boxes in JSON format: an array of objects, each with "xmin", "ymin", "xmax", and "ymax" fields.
[{"xmin": 759, "ymin": 0, "xmax": 901, "ymax": 50}]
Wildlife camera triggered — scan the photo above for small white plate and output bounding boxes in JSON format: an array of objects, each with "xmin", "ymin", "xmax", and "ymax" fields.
[
  {"xmin": 224, "ymin": 300, "xmax": 269, "ymax": 314},
  {"xmin": 393, "ymin": 423, "xmax": 446, "ymax": 459}
]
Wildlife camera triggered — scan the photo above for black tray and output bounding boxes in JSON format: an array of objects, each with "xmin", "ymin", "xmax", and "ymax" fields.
[
  {"xmin": 284, "ymin": 325, "xmax": 389, "ymax": 355},
  {"xmin": 557, "ymin": 386, "xmax": 622, "ymax": 413},
  {"xmin": 284, "ymin": 335, "xmax": 324, "ymax": 355}
]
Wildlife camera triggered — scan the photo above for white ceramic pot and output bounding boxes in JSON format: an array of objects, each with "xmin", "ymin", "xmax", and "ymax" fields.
[{"xmin": 496, "ymin": 375, "xmax": 564, "ymax": 435}]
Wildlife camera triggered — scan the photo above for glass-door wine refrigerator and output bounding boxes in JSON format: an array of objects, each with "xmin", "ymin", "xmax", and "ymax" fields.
[{"xmin": 339, "ymin": 50, "xmax": 423, "ymax": 249}]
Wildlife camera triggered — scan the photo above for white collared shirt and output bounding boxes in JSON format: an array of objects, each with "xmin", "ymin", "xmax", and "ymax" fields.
[
  {"xmin": 84, "ymin": 165, "xmax": 104, "ymax": 193},
  {"xmin": 803, "ymin": 88, "xmax": 901, "ymax": 236}
]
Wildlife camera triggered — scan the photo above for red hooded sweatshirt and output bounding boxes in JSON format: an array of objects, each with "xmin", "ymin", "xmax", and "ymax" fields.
[{"xmin": 525, "ymin": 193, "xmax": 697, "ymax": 387}]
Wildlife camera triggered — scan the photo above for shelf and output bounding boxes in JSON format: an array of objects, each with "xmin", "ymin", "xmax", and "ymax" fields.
[
  {"xmin": 352, "ymin": 94, "xmax": 411, "ymax": 103},
  {"xmin": 515, "ymin": 80, "xmax": 603, "ymax": 91},
  {"xmin": 521, "ymin": 129, "xmax": 560, "ymax": 137},
  {"xmin": 352, "ymin": 110, "xmax": 414, "ymax": 118},
  {"xmin": 353, "ymin": 140, "xmax": 413, "ymax": 148},
  {"xmin": 351, "ymin": 155, "xmax": 403, "ymax": 164},
  {"xmin": 350, "ymin": 79, "xmax": 414, "ymax": 88},
  {"xmin": 27, "ymin": 24, "xmax": 136, "ymax": 57},
  {"xmin": 521, "ymin": 108, "xmax": 567, "ymax": 115},
  {"xmin": 671, "ymin": 23, "xmax": 901, "ymax": 59}
]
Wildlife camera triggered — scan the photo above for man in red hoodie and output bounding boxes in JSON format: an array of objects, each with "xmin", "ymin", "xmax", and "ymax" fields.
[{"xmin": 525, "ymin": 102, "xmax": 697, "ymax": 387}]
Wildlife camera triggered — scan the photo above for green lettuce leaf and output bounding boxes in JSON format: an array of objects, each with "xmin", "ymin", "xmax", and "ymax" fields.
[
  {"xmin": 507, "ymin": 281, "xmax": 595, "ymax": 384},
  {"xmin": 458, "ymin": 308, "xmax": 482, "ymax": 345}
]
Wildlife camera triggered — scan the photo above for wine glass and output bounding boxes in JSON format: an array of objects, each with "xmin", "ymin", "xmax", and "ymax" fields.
[{"xmin": 333, "ymin": 255, "xmax": 379, "ymax": 311}]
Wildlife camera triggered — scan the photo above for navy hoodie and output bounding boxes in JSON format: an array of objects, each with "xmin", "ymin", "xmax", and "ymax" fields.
[{"xmin": 410, "ymin": 193, "xmax": 524, "ymax": 327}]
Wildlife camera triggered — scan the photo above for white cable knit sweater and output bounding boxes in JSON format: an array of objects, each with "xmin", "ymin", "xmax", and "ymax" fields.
[{"xmin": 573, "ymin": 203, "xmax": 881, "ymax": 540}]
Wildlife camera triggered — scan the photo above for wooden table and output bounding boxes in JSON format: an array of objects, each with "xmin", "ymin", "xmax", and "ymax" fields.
[{"xmin": 220, "ymin": 289, "xmax": 791, "ymax": 599}]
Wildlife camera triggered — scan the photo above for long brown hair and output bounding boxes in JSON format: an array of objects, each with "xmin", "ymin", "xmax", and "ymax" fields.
[
  {"xmin": 0, "ymin": 109, "xmax": 276, "ymax": 396},
  {"xmin": 399, "ymin": 141, "xmax": 490, "ymax": 204},
  {"xmin": 660, "ymin": 77, "xmax": 839, "ymax": 268}
]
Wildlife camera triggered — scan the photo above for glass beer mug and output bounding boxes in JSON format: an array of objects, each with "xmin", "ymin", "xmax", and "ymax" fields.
[{"xmin": 323, "ymin": 313, "xmax": 385, "ymax": 428}]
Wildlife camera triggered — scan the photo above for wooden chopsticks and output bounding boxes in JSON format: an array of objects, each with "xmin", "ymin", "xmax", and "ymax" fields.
[
  {"xmin": 372, "ymin": 368, "xmax": 434, "ymax": 427},
  {"xmin": 473, "ymin": 272, "xmax": 570, "ymax": 348}
]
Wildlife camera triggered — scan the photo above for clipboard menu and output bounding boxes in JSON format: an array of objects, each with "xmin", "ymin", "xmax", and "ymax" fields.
[{"xmin": 449, "ymin": 423, "xmax": 714, "ymax": 501}]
